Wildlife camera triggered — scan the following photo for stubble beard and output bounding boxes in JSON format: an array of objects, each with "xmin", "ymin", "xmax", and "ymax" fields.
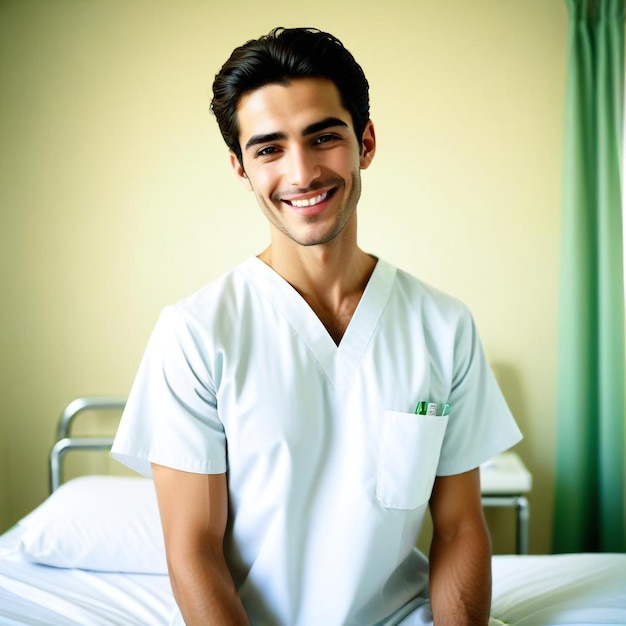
[{"xmin": 259, "ymin": 171, "xmax": 362, "ymax": 248}]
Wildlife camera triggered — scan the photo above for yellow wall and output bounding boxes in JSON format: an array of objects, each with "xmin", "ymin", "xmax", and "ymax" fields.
[{"xmin": 0, "ymin": 0, "xmax": 566, "ymax": 553}]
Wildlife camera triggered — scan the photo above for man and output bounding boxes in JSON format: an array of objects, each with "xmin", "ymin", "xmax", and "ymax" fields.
[{"xmin": 112, "ymin": 27, "xmax": 521, "ymax": 625}]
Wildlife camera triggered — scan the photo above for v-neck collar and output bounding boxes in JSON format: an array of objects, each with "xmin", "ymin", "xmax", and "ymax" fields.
[{"xmin": 238, "ymin": 256, "xmax": 396, "ymax": 389}]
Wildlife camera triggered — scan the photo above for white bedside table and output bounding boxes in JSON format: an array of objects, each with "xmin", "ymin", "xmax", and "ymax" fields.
[{"xmin": 480, "ymin": 452, "xmax": 532, "ymax": 554}]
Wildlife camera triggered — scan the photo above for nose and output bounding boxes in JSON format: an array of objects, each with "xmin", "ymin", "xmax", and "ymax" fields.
[{"xmin": 287, "ymin": 146, "xmax": 321, "ymax": 189}]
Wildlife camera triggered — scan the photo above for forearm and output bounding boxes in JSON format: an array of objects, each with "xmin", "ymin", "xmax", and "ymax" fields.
[
  {"xmin": 168, "ymin": 549, "xmax": 250, "ymax": 626},
  {"xmin": 428, "ymin": 524, "xmax": 492, "ymax": 626}
]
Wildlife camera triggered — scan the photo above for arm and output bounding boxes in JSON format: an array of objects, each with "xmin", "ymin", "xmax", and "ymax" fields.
[
  {"xmin": 428, "ymin": 468, "xmax": 492, "ymax": 626},
  {"xmin": 151, "ymin": 464, "xmax": 250, "ymax": 626}
]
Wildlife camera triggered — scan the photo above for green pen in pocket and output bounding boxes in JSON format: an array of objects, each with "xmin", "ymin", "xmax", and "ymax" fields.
[{"xmin": 415, "ymin": 402, "xmax": 450, "ymax": 416}]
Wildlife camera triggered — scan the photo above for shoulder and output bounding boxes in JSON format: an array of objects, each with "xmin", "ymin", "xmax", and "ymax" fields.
[
  {"xmin": 143, "ymin": 259, "xmax": 261, "ymax": 356},
  {"xmin": 387, "ymin": 262, "xmax": 471, "ymax": 326},
  {"xmin": 169, "ymin": 258, "xmax": 258, "ymax": 326}
]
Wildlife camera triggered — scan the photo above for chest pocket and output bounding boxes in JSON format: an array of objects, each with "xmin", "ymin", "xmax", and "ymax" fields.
[{"xmin": 376, "ymin": 410, "xmax": 449, "ymax": 510}]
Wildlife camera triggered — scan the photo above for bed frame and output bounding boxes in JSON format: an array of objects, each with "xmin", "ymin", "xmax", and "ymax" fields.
[{"xmin": 49, "ymin": 396, "xmax": 126, "ymax": 493}]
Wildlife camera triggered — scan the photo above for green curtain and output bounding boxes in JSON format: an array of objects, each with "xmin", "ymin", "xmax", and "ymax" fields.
[{"xmin": 554, "ymin": 0, "xmax": 626, "ymax": 553}]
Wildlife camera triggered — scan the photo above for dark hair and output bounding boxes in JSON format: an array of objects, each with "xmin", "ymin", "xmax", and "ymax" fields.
[{"xmin": 210, "ymin": 27, "xmax": 370, "ymax": 163}]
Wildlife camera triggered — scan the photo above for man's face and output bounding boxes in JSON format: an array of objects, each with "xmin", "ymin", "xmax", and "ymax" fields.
[{"xmin": 231, "ymin": 77, "xmax": 375, "ymax": 248}]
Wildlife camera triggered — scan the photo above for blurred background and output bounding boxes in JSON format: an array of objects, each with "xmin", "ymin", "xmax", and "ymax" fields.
[{"xmin": 0, "ymin": 0, "xmax": 566, "ymax": 553}]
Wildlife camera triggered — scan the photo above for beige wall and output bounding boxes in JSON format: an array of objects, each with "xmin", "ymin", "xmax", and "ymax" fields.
[{"xmin": 0, "ymin": 1, "xmax": 566, "ymax": 552}]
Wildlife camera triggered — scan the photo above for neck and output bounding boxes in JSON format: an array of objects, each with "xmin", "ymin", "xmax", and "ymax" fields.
[{"xmin": 258, "ymin": 228, "xmax": 376, "ymax": 345}]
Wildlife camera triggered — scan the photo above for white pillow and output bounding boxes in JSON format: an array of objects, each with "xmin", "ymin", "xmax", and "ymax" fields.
[{"xmin": 18, "ymin": 475, "xmax": 168, "ymax": 574}]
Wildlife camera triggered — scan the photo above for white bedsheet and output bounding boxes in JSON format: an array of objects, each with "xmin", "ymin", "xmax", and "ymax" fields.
[
  {"xmin": 492, "ymin": 553, "xmax": 626, "ymax": 625},
  {"xmin": 1, "ymin": 525, "xmax": 625, "ymax": 626},
  {"xmin": 0, "ymin": 527, "xmax": 175, "ymax": 626}
]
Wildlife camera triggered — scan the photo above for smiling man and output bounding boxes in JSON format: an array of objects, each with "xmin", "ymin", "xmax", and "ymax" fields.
[
  {"xmin": 112, "ymin": 27, "xmax": 521, "ymax": 626},
  {"xmin": 233, "ymin": 81, "xmax": 372, "ymax": 253}
]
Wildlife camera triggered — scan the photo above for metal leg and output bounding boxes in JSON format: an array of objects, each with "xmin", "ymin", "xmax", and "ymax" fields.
[
  {"xmin": 481, "ymin": 495, "xmax": 530, "ymax": 554},
  {"xmin": 516, "ymin": 496, "xmax": 530, "ymax": 554}
]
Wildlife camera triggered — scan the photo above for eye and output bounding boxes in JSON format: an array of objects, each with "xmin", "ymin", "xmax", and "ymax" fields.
[
  {"xmin": 314, "ymin": 133, "xmax": 340, "ymax": 145},
  {"xmin": 255, "ymin": 145, "xmax": 280, "ymax": 158}
]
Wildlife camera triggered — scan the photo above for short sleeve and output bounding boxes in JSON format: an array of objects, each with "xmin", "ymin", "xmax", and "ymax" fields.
[
  {"xmin": 111, "ymin": 306, "xmax": 227, "ymax": 477},
  {"xmin": 436, "ymin": 309, "xmax": 522, "ymax": 476}
]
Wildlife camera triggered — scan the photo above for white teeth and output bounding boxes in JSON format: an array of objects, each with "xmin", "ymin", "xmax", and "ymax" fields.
[{"xmin": 290, "ymin": 191, "xmax": 328, "ymax": 208}]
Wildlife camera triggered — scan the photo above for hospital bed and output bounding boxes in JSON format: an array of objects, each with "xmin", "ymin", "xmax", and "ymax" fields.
[{"xmin": 0, "ymin": 398, "xmax": 625, "ymax": 626}]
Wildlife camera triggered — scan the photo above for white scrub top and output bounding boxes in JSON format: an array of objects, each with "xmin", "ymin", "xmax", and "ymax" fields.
[{"xmin": 112, "ymin": 257, "xmax": 522, "ymax": 626}]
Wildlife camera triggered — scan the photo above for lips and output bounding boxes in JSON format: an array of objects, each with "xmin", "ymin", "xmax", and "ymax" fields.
[
  {"xmin": 281, "ymin": 188, "xmax": 336, "ymax": 211},
  {"xmin": 289, "ymin": 190, "xmax": 329, "ymax": 208}
]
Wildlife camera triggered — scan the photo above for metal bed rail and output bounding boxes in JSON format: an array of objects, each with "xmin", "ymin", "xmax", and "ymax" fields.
[
  {"xmin": 49, "ymin": 397, "xmax": 126, "ymax": 493},
  {"xmin": 482, "ymin": 494, "xmax": 530, "ymax": 555}
]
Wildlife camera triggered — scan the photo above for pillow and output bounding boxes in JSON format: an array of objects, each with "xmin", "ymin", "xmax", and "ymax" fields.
[{"xmin": 18, "ymin": 475, "xmax": 168, "ymax": 574}]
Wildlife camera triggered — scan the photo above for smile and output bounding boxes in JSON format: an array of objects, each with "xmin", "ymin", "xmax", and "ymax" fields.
[
  {"xmin": 290, "ymin": 191, "xmax": 328, "ymax": 208},
  {"xmin": 283, "ymin": 189, "xmax": 335, "ymax": 208}
]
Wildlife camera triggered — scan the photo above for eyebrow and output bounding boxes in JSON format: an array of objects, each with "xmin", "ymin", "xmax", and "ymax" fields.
[
  {"xmin": 302, "ymin": 117, "xmax": 348, "ymax": 136},
  {"xmin": 244, "ymin": 117, "xmax": 349, "ymax": 151}
]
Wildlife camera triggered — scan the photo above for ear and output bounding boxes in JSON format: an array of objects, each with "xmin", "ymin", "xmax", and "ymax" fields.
[
  {"xmin": 359, "ymin": 120, "xmax": 376, "ymax": 170},
  {"xmin": 230, "ymin": 152, "xmax": 252, "ymax": 191}
]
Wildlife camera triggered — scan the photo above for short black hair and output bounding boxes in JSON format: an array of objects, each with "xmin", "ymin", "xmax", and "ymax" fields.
[{"xmin": 211, "ymin": 27, "xmax": 370, "ymax": 163}]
